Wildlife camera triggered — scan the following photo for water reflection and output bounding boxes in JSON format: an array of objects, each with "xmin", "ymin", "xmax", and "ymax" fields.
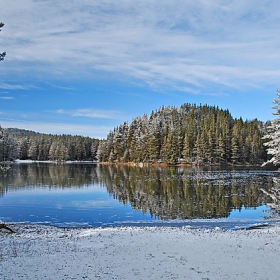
[
  {"xmin": 0, "ymin": 163, "xmax": 97, "ymax": 193},
  {"xmin": 0, "ymin": 163, "xmax": 279, "ymax": 224},
  {"xmin": 97, "ymin": 165, "xmax": 276, "ymax": 220},
  {"xmin": 260, "ymin": 177, "xmax": 280, "ymax": 219}
]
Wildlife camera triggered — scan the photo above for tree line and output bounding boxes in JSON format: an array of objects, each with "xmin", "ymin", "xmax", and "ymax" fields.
[
  {"xmin": 0, "ymin": 127, "xmax": 99, "ymax": 162},
  {"xmin": 97, "ymin": 103, "xmax": 268, "ymax": 165},
  {"xmin": 0, "ymin": 103, "xmax": 270, "ymax": 165}
]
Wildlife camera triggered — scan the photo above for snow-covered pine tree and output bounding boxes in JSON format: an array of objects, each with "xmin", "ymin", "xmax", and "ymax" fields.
[{"xmin": 263, "ymin": 89, "xmax": 280, "ymax": 166}]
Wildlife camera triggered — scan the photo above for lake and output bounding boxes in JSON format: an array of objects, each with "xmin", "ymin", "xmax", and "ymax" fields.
[{"xmin": 0, "ymin": 163, "xmax": 279, "ymax": 230}]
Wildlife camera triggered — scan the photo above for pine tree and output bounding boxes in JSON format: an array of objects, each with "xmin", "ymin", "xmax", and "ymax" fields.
[
  {"xmin": 147, "ymin": 112, "xmax": 161, "ymax": 162},
  {"xmin": 91, "ymin": 141, "xmax": 98, "ymax": 161},
  {"xmin": 57, "ymin": 142, "xmax": 69, "ymax": 161},
  {"xmin": 217, "ymin": 133, "xmax": 226, "ymax": 163},
  {"xmin": 182, "ymin": 129, "xmax": 192, "ymax": 163},
  {"xmin": 18, "ymin": 138, "xmax": 29, "ymax": 159},
  {"xmin": 231, "ymin": 119, "xmax": 243, "ymax": 163},
  {"xmin": 49, "ymin": 141, "xmax": 58, "ymax": 161},
  {"xmin": 28, "ymin": 138, "xmax": 39, "ymax": 160},
  {"xmin": 0, "ymin": 128, "xmax": 19, "ymax": 162},
  {"xmin": 262, "ymin": 89, "xmax": 280, "ymax": 165},
  {"xmin": 166, "ymin": 129, "xmax": 178, "ymax": 164},
  {"xmin": 231, "ymin": 136, "xmax": 239, "ymax": 164}
]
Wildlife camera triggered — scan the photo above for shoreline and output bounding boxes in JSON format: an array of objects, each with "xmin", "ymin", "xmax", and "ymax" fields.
[
  {"xmin": 1, "ymin": 223, "xmax": 280, "ymax": 279},
  {"xmin": 12, "ymin": 159, "xmax": 266, "ymax": 168},
  {"xmin": 93, "ymin": 161, "xmax": 266, "ymax": 168},
  {"xmin": 14, "ymin": 159, "xmax": 98, "ymax": 164}
]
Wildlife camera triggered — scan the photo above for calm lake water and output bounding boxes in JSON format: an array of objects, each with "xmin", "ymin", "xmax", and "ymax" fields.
[{"xmin": 0, "ymin": 163, "xmax": 279, "ymax": 229}]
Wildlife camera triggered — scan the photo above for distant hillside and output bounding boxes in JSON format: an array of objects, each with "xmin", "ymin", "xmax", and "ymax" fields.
[
  {"xmin": 0, "ymin": 126, "xmax": 99, "ymax": 162},
  {"xmin": 4, "ymin": 127, "xmax": 43, "ymax": 137},
  {"xmin": 97, "ymin": 103, "xmax": 268, "ymax": 165}
]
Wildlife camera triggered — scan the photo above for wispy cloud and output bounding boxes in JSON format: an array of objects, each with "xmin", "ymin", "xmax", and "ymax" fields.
[
  {"xmin": 55, "ymin": 108, "xmax": 126, "ymax": 120},
  {"xmin": 0, "ymin": 83, "xmax": 33, "ymax": 90},
  {"xmin": 0, "ymin": 96, "xmax": 14, "ymax": 100},
  {"xmin": 2, "ymin": 0, "xmax": 280, "ymax": 92},
  {"xmin": 47, "ymin": 83, "xmax": 75, "ymax": 91}
]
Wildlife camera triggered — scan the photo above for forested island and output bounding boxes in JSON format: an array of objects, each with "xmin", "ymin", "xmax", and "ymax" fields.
[
  {"xmin": 0, "ymin": 103, "xmax": 270, "ymax": 165},
  {"xmin": 98, "ymin": 103, "xmax": 268, "ymax": 165}
]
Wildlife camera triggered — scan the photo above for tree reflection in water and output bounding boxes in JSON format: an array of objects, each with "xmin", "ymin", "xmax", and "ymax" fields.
[
  {"xmin": 0, "ymin": 163, "xmax": 278, "ymax": 221},
  {"xmin": 260, "ymin": 177, "xmax": 280, "ymax": 218},
  {"xmin": 97, "ymin": 165, "xmax": 275, "ymax": 220}
]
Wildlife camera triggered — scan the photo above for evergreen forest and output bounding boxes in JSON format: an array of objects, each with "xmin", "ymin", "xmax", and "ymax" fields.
[
  {"xmin": 0, "ymin": 103, "xmax": 270, "ymax": 165},
  {"xmin": 97, "ymin": 103, "xmax": 268, "ymax": 165},
  {"xmin": 0, "ymin": 128, "xmax": 99, "ymax": 162}
]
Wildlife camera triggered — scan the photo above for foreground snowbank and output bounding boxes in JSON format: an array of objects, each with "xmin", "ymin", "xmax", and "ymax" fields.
[{"xmin": 1, "ymin": 224, "xmax": 280, "ymax": 280}]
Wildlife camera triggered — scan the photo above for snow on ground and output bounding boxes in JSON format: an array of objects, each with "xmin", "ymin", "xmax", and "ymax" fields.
[{"xmin": 1, "ymin": 223, "xmax": 280, "ymax": 280}]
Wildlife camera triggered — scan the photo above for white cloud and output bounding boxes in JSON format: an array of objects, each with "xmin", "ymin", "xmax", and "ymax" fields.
[
  {"xmin": 1, "ymin": 0, "xmax": 280, "ymax": 92},
  {"xmin": 0, "ymin": 96, "xmax": 14, "ymax": 100},
  {"xmin": 0, "ymin": 83, "xmax": 32, "ymax": 90},
  {"xmin": 47, "ymin": 83, "xmax": 75, "ymax": 91},
  {"xmin": 55, "ymin": 108, "xmax": 126, "ymax": 120}
]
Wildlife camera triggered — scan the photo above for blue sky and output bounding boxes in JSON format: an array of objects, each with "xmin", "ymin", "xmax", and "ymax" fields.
[{"xmin": 1, "ymin": 0, "xmax": 280, "ymax": 138}]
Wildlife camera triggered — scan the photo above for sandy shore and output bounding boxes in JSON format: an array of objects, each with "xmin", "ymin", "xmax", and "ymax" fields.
[{"xmin": 1, "ymin": 224, "xmax": 280, "ymax": 280}]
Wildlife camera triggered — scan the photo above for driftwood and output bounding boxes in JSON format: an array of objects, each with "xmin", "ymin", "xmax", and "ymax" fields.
[{"xmin": 0, "ymin": 223, "xmax": 15, "ymax": 233}]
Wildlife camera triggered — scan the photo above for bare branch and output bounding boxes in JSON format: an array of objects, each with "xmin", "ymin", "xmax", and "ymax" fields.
[{"xmin": 0, "ymin": 223, "xmax": 16, "ymax": 233}]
